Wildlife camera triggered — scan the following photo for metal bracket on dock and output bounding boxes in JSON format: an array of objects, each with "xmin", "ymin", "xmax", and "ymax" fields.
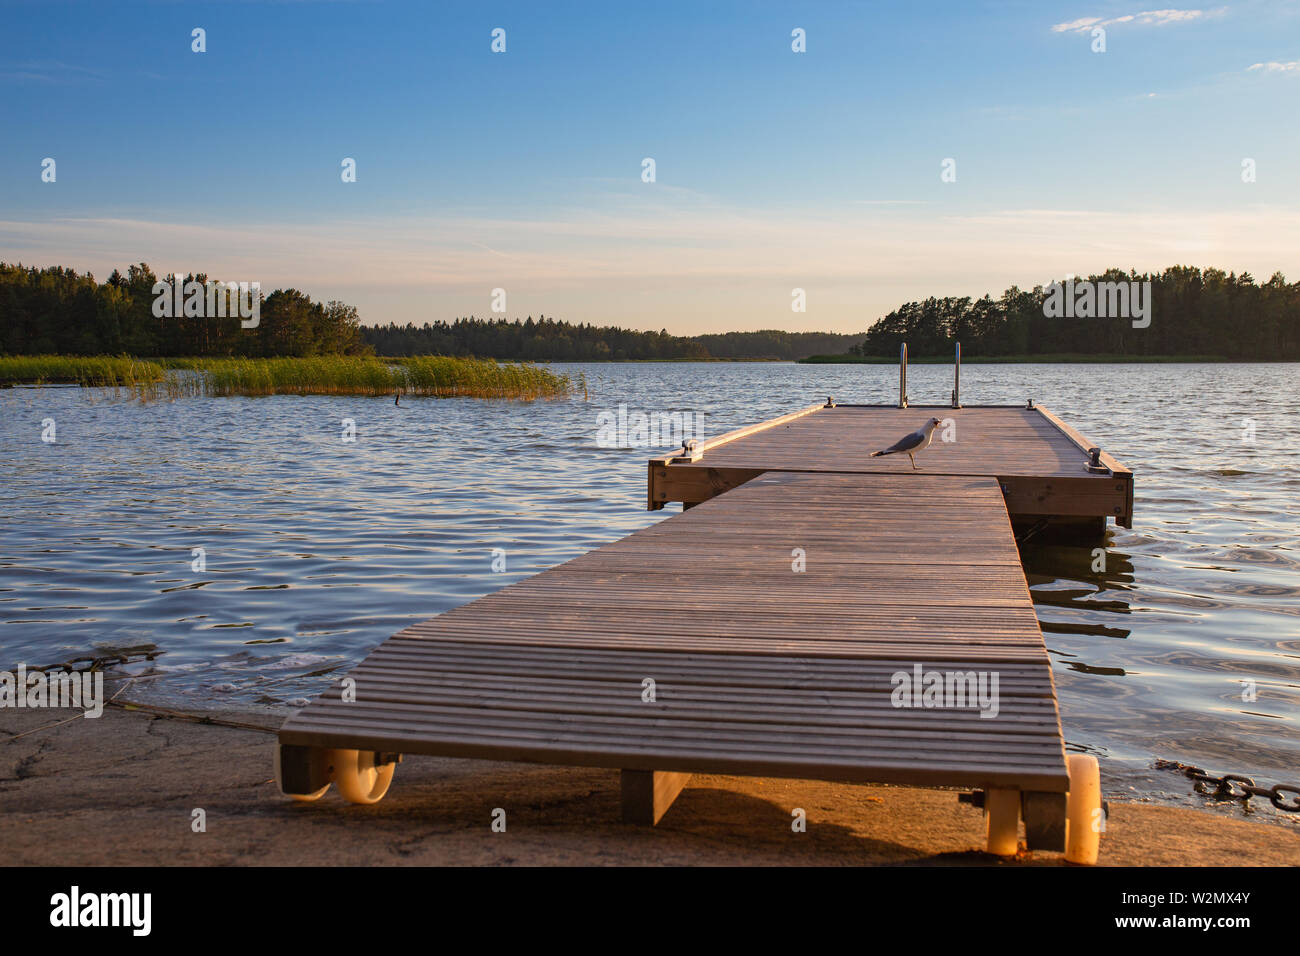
[
  {"xmin": 1085, "ymin": 446, "xmax": 1109, "ymax": 474},
  {"xmin": 1026, "ymin": 398, "xmax": 1034, "ymax": 409},
  {"xmin": 671, "ymin": 438, "xmax": 704, "ymax": 463},
  {"xmin": 824, "ymin": 396, "xmax": 836, "ymax": 408}
]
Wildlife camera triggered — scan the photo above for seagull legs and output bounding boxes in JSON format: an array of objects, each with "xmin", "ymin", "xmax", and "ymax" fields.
[{"xmin": 908, "ymin": 453, "xmax": 920, "ymax": 470}]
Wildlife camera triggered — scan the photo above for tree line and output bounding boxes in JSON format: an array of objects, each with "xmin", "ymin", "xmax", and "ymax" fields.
[
  {"xmin": 851, "ymin": 266, "xmax": 1300, "ymax": 359},
  {"xmin": 0, "ymin": 262, "xmax": 370, "ymax": 357},
  {"xmin": 362, "ymin": 318, "xmax": 861, "ymax": 361},
  {"xmin": 5, "ymin": 261, "xmax": 1296, "ymax": 361}
]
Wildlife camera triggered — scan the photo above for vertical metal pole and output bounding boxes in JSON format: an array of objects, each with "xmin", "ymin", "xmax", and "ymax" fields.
[
  {"xmin": 952, "ymin": 341, "xmax": 961, "ymax": 408},
  {"xmin": 899, "ymin": 342, "xmax": 908, "ymax": 408}
]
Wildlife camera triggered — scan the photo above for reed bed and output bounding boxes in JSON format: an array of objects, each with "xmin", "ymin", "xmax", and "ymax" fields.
[
  {"xmin": 3, "ymin": 355, "xmax": 575, "ymax": 400},
  {"xmin": 396, "ymin": 355, "xmax": 576, "ymax": 399},
  {"xmin": 196, "ymin": 356, "xmax": 573, "ymax": 399},
  {"xmin": 197, "ymin": 357, "xmax": 400, "ymax": 396},
  {"xmin": 0, "ymin": 355, "xmax": 166, "ymax": 387}
]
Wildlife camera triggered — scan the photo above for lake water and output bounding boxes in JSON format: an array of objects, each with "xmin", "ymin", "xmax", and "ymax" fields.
[{"xmin": 2, "ymin": 362, "xmax": 1297, "ymax": 819}]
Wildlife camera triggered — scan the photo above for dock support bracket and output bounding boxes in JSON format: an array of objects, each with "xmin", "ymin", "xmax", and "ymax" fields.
[
  {"xmin": 621, "ymin": 770, "xmax": 692, "ymax": 825},
  {"xmin": 1022, "ymin": 791, "xmax": 1067, "ymax": 852},
  {"xmin": 277, "ymin": 743, "xmax": 332, "ymax": 796}
]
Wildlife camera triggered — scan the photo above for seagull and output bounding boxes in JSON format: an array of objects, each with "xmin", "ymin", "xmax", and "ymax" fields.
[{"xmin": 871, "ymin": 418, "xmax": 943, "ymax": 470}]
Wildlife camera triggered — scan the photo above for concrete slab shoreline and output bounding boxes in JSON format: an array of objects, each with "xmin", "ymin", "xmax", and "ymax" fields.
[{"xmin": 2, "ymin": 707, "xmax": 1296, "ymax": 866}]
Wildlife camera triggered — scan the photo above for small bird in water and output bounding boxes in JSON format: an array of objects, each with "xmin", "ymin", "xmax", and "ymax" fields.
[{"xmin": 871, "ymin": 418, "xmax": 943, "ymax": 470}]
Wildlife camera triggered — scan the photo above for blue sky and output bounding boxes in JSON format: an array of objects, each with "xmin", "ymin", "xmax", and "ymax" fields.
[{"xmin": 2, "ymin": 0, "xmax": 1298, "ymax": 332}]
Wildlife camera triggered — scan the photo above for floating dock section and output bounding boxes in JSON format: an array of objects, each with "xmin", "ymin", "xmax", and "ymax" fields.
[
  {"xmin": 649, "ymin": 402, "xmax": 1132, "ymax": 531},
  {"xmin": 278, "ymin": 401, "xmax": 1131, "ymax": 860}
]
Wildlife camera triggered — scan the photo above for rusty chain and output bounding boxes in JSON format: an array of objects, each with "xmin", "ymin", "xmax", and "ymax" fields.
[
  {"xmin": 1156, "ymin": 759, "xmax": 1300, "ymax": 812},
  {"xmin": 26, "ymin": 647, "xmax": 160, "ymax": 674}
]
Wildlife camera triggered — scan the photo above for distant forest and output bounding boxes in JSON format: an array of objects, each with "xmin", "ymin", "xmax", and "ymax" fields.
[
  {"xmin": 851, "ymin": 266, "xmax": 1300, "ymax": 360},
  {"xmin": 362, "ymin": 319, "xmax": 860, "ymax": 361},
  {"xmin": 3, "ymin": 261, "xmax": 1297, "ymax": 361},
  {"xmin": 0, "ymin": 263, "xmax": 370, "ymax": 357}
]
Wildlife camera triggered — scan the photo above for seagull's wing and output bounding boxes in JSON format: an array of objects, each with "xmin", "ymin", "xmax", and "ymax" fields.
[{"xmin": 875, "ymin": 428, "xmax": 926, "ymax": 455}]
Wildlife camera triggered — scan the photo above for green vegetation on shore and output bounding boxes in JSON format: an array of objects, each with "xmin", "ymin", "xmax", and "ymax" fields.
[
  {"xmin": 196, "ymin": 355, "xmax": 574, "ymax": 399},
  {"xmin": 1, "ymin": 262, "xmax": 370, "ymax": 358},
  {"xmin": 2, "ymin": 355, "xmax": 574, "ymax": 400},
  {"xmin": 847, "ymin": 266, "xmax": 1298, "ymax": 361},
  {"xmin": 0, "ymin": 355, "xmax": 166, "ymax": 386}
]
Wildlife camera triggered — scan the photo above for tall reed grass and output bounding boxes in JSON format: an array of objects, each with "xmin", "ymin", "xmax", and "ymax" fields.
[
  {"xmin": 0, "ymin": 355, "xmax": 165, "ymax": 387},
  {"xmin": 2, "ymin": 354, "xmax": 575, "ymax": 400},
  {"xmin": 396, "ymin": 356, "xmax": 575, "ymax": 399}
]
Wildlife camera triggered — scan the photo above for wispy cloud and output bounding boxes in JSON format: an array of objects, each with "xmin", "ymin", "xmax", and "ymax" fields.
[
  {"xmin": 0, "ymin": 60, "xmax": 106, "ymax": 84},
  {"xmin": 1051, "ymin": 9, "xmax": 1221, "ymax": 34},
  {"xmin": 1247, "ymin": 60, "xmax": 1300, "ymax": 73}
]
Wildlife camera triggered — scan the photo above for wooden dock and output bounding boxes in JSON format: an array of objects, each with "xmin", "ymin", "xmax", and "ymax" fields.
[
  {"xmin": 649, "ymin": 403, "xmax": 1133, "ymax": 531},
  {"xmin": 277, "ymin": 400, "xmax": 1128, "ymax": 861}
]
